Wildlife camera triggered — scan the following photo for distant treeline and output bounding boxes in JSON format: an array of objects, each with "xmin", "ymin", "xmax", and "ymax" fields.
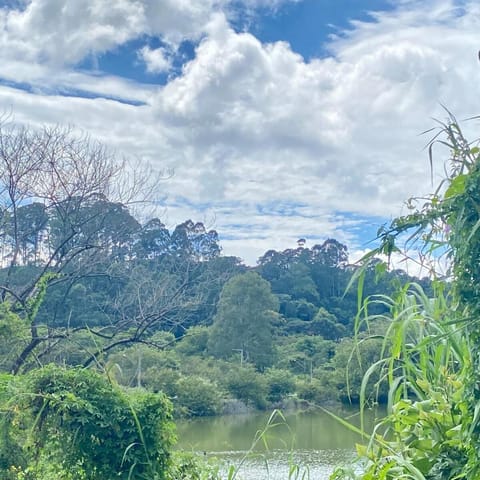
[{"xmin": 0, "ymin": 192, "xmax": 430, "ymax": 386}]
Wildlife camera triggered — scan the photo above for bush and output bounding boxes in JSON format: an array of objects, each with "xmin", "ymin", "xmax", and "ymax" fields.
[
  {"xmin": 296, "ymin": 378, "xmax": 332, "ymax": 404},
  {"xmin": 144, "ymin": 366, "xmax": 181, "ymax": 397},
  {"xmin": 143, "ymin": 367, "xmax": 181, "ymax": 398},
  {"xmin": 223, "ymin": 366, "xmax": 268, "ymax": 409},
  {"xmin": 0, "ymin": 304, "xmax": 29, "ymax": 373},
  {"xmin": 0, "ymin": 365, "xmax": 175, "ymax": 480},
  {"xmin": 275, "ymin": 335, "xmax": 335, "ymax": 373},
  {"xmin": 108, "ymin": 345, "xmax": 179, "ymax": 388},
  {"xmin": 175, "ymin": 326, "xmax": 210, "ymax": 356},
  {"xmin": 324, "ymin": 336, "xmax": 388, "ymax": 404},
  {"xmin": 264, "ymin": 368, "xmax": 296, "ymax": 403},
  {"xmin": 311, "ymin": 307, "xmax": 346, "ymax": 340},
  {"xmin": 175, "ymin": 376, "xmax": 221, "ymax": 417}
]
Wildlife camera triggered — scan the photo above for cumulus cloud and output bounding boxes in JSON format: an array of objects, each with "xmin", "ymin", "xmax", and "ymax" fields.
[
  {"xmin": 143, "ymin": 0, "xmax": 220, "ymax": 47},
  {"xmin": 0, "ymin": 0, "xmax": 145, "ymax": 65},
  {"xmin": 155, "ymin": 1, "xmax": 479, "ymax": 211},
  {"xmin": 142, "ymin": 0, "xmax": 300, "ymax": 45},
  {"xmin": 0, "ymin": 0, "xmax": 298, "ymax": 67},
  {"xmin": 138, "ymin": 46, "xmax": 172, "ymax": 74},
  {"xmin": 154, "ymin": 0, "xmax": 480, "ymax": 262},
  {"xmin": 0, "ymin": 0, "xmax": 478, "ymax": 264}
]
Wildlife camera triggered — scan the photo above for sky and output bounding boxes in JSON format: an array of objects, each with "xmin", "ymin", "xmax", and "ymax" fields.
[{"xmin": 0, "ymin": 0, "xmax": 479, "ymax": 268}]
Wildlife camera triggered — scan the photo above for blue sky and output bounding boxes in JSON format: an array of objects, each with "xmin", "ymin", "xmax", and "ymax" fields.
[
  {"xmin": 250, "ymin": 0, "xmax": 394, "ymax": 58},
  {"xmin": 0, "ymin": 0, "xmax": 478, "ymax": 270}
]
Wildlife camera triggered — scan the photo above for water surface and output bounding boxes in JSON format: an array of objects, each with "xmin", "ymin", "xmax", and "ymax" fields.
[{"xmin": 176, "ymin": 407, "xmax": 382, "ymax": 479}]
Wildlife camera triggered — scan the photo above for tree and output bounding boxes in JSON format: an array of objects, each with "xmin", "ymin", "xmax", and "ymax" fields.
[
  {"xmin": 276, "ymin": 263, "xmax": 319, "ymax": 303},
  {"xmin": 310, "ymin": 239, "xmax": 349, "ymax": 299},
  {"xmin": 136, "ymin": 218, "xmax": 170, "ymax": 259},
  {"xmin": 208, "ymin": 272, "xmax": 278, "ymax": 369},
  {"xmin": 10, "ymin": 202, "xmax": 48, "ymax": 265},
  {"xmin": 170, "ymin": 220, "xmax": 221, "ymax": 261},
  {"xmin": 310, "ymin": 307, "xmax": 346, "ymax": 340},
  {"xmin": 48, "ymin": 195, "xmax": 142, "ymax": 261}
]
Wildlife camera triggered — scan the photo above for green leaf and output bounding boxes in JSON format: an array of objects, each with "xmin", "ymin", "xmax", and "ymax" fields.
[{"xmin": 444, "ymin": 174, "xmax": 467, "ymax": 199}]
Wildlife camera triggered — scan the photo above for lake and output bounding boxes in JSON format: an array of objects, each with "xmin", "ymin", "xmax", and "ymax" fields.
[{"xmin": 176, "ymin": 406, "xmax": 383, "ymax": 479}]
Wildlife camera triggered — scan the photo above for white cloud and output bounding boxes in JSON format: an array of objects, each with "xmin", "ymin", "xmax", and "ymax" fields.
[
  {"xmin": 142, "ymin": 0, "xmax": 299, "ymax": 47},
  {"xmin": 143, "ymin": 0, "xmax": 219, "ymax": 47},
  {"xmin": 138, "ymin": 46, "xmax": 172, "ymax": 74},
  {"xmin": 0, "ymin": 0, "xmax": 298, "ymax": 68},
  {"xmin": 0, "ymin": 0, "xmax": 478, "ymax": 265},
  {"xmin": 0, "ymin": 0, "xmax": 145, "ymax": 65},
  {"xmin": 154, "ymin": 1, "xmax": 480, "ymax": 214}
]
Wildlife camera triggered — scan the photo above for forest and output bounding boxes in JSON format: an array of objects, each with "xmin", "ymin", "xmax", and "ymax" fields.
[
  {"xmin": 0, "ymin": 177, "xmax": 425, "ymax": 410},
  {"xmin": 0, "ymin": 115, "xmax": 476, "ymax": 479}
]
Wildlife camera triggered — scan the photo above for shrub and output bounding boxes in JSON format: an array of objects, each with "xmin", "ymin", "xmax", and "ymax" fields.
[
  {"xmin": 175, "ymin": 326, "xmax": 210, "ymax": 356},
  {"xmin": 143, "ymin": 366, "xmax": 181, "ymax": 397},
  {"xmin": 0, "ymin": 365, "xmax": 175, "ymax": 480},
  {"xmin": 323, "ymin": 336, "xmax": 388, "ymax": 404},
  {"xmin": 108, "ymin": 345, "xmax": 179, "ymax": 388},
  {"xmin": 264, "ymin": 368, "xmax": 296, "ymax": 403},
  {"xmin": 0, "ymin": 304, "xmax": 29, "ymax": 373},
  {"xmin": 223, "ymin": 366, "xmax": 268, "ymax": 409},
  {"xmin": 175, "ymin": 376, "xmax": 221, "ymax": 417},
  {"xmin": 296, "ymin": 378, "xmax": 331, "ymax": 404}
]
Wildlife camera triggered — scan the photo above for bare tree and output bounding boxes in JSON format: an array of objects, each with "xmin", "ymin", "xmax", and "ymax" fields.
[
  {"xmin": 0, "ymin": 123, "xmax": 44, "ymax": 290},
  {"xmin": 0, "ymin": 117, "xmax": 164, "ymax": 373}
]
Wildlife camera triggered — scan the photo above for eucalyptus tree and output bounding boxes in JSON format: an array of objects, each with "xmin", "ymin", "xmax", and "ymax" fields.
[
  {"xmin": 170, "ymin": 219, "xmax": 221, "ymax": 261},
  {"xmin": 135, "ymin": 217, "xmax": 171, "ymax": 259}
]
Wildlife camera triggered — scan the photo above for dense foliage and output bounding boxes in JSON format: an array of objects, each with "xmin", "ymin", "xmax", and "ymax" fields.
[
  {"xmin": 0, "ymin": 134, "xmax": 421, "ymax": 409},
  {"xmin": 0, "ymin": 365, "xmax": 174, "ymax": 479},
  {"xmin": 0, "ymin": 200, "xmax": 424, "ymax": 412}
]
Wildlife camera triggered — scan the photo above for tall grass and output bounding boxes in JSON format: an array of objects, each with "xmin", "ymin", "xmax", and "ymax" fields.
[{"xmin": 331, "ymin": 282, "xmax": 471, "ymax": 479}]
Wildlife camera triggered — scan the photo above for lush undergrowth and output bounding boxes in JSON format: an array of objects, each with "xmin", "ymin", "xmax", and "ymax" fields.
[
  {"xmin": 0, "ymin": 366, "xmax": 176, "ymax": 480},
  {"xmin": 105, "ymin": 327, "xmax": 388, "ymax": 418}
]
